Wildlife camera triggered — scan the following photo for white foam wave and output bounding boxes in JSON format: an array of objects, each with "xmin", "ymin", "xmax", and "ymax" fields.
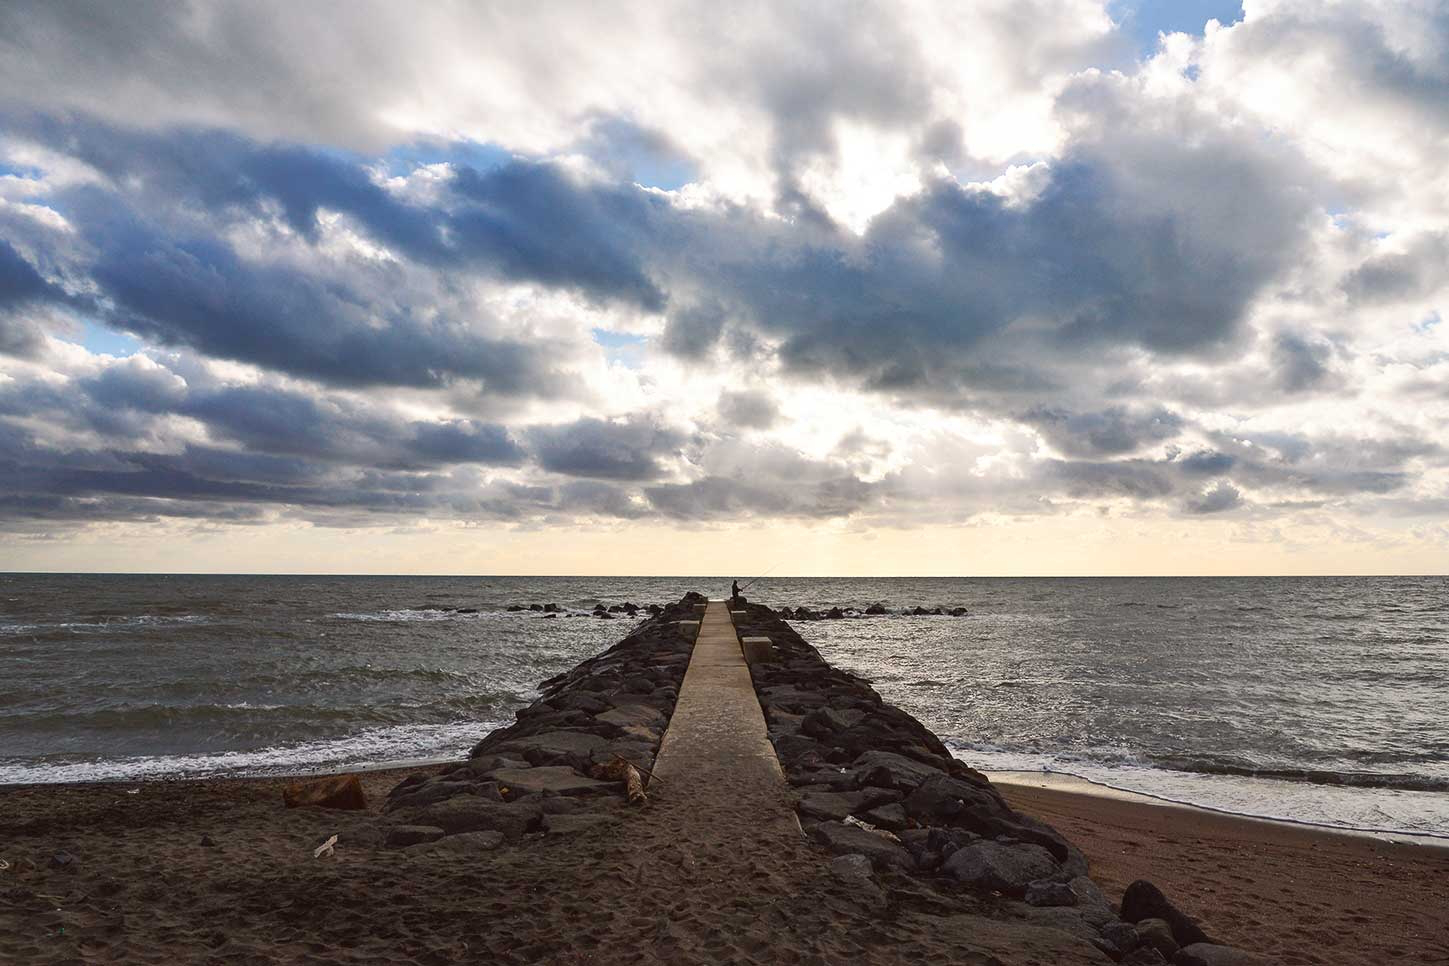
[{"xmin": 0, "ymin": 719, "xmax": 501, "ymax": 785}]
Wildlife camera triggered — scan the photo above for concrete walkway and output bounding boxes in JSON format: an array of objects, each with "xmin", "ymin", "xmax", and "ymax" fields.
[{"xmin": 650, "ymin": 600, "xmax": 795, "ymax": 832}]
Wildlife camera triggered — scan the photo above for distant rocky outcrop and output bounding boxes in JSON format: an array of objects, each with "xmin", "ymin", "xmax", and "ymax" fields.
[{"xmin": 778, "ymin": 604, "xmax": 970, "ymax": 620}]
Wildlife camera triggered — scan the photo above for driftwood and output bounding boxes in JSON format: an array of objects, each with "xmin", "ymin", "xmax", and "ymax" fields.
[{"xmin": 590, "ymin": 757, "xmax": 650, "ymax": 806}]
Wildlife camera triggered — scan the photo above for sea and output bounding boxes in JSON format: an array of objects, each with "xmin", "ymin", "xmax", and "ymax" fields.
[{"xmin": 2, "ymin": 574, "xmax": 1446, "ymax": 840}]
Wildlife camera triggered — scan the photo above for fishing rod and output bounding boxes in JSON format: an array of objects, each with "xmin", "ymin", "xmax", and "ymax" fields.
[{"xmin": 738, "ymin": 565, "xmax": 777, "ymax": 593}]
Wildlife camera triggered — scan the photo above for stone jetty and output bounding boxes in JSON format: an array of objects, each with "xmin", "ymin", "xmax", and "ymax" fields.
[{"xmin": 378, "ymin": 592, "xmax": 1268, "ymax": 965}]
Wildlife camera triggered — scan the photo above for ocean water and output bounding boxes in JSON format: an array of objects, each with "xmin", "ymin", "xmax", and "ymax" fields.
[{"xmin": 1, "ymin": 574, "xmax": 1445, "ymax": 840}]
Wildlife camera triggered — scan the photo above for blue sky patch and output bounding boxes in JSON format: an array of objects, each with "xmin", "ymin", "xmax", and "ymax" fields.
[{"xmin": 1112, "ymin": 0, "xmax": 1244, "ymax": 56}]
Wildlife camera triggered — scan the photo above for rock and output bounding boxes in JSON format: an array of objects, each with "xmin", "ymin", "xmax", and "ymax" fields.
[
  {"xmin": 543, "ymin": 813, "xmax": 617, "ymax": 835},
  {"xmin": 404, "ymin": 798, "xmax": 541, "ymax": 838},
  {"xmin": 1101, "ymin": 920, "xmax": 1140, "ymax": 956},
  {"xmin": 798, "ymin": 791, "xmax": 865, "ymax": 822},
  {"xmin": 826, "ymin": 607, "xmax": 845, "ymax": 619},
  {"xmin": 1120, "ymin": 949, "xmax": 1169, "ymax": 965},
  {"xmin": 489, "ymin": 766, "xmax": 614, "ymax": 797},
  {"xmin": 829, "ymin": 853, "xmax": 874, "ymax": 881},
  {"xmin": 801, "ymin": 707, "xmax": 865, "ymax": 738},
  {"xmin": 862, "ymin": 802, "xmax": 909, "ymax": 831},
  {"xmin": 507, "ymin": 605, "xmax": 526, "ymax": 611},
  {"xmin": 864, "ymin": 603, "xmax": 888, "ymax": 615},
  {"xmin": 529, "ymin": 604, "xmax": 544, "ymax": 611},
  {"xmin": 493, "ymin": 731, "xmax": 611, "ymax": 769},
  {"xmin": 386, "ymin": 778, "xmax": 502, "ymax": 812},
  {"xmin": 942, "ymin": 840, "xmax": 1059, "ymax": 896},
  {"xmin": 948, "ymin": 607, "xmax": 969, "ymax": 616},
  {"xmin": 1024, "ymin": 879, "xmax": 1078, "ymax": 907},
  {"xmin": 49, "ymin": 851, "xmax": 75, "ymax": 869},
  {"xmin": 456, "ymin": 607, "xmax": 478, "ymax": 614},
  {"xmin": 851, "ymin": 750, "xmax": 949, "ymax": 791},
  {"xmin": 385, "ymin": 825, "xmax": 446, "ymax": 848},
  {"xmin": 902, "ymin": 772, "xmax": 1004, "ymax": 824},
  {"xmin": 1174, "ymin": 944, "xmax": 1274, "ymax": 966},
  {"xmin": 282, "ymin": 774, "xmax": 366, "ymax": 810},
  {"xmin": 199, "ymin": 834, "xmax": 216, "ymax": 848},
  {"xmin": 406, "ymin": 830, "xmax": 504, "ymax": 855},
  {"xmin": 1068, "ymin": 876, "xmax": 1117, "ymax": 926},
  {"xmin": 1121, "ymin": 880, "xmax": 1216, "ymax": 946},
  {"xmin": 543, "ymin": 603, "xmax": 560, "ymax": 612},
  {"xmin": 1136, "ymin": 918, "xmax": 1180, "ymax": 958},
  {"xmin": 812, "ymin": 821, "xmax": 913, "ymax": 870}
]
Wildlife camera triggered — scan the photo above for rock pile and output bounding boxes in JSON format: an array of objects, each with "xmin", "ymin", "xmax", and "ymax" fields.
[
  {"xmin": 735, "ymin": 601, "xmax": 1261, "ymax": 965},
  {"xmin": 779, "ymin": 604, "xmax": 970, "ymax": 620},
  {"xmin": 504, "ymin": 601, "xmax": 665, "ymax": 618},
  {"xmin": 379, "ymin": 592, "xmax": 705, "ymax": 851}
]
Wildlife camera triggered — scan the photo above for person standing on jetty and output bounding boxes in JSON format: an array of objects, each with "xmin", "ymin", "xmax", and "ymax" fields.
[{"xmin": 731, "ymin": 579, "xmax": 741, "ymax": 603}]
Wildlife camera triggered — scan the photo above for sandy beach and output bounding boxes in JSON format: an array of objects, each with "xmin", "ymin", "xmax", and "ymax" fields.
[
  {"xmin": 999, "ymin": 776, "xmax": 1449, "ymax": 965},
  {"xmin": 0, "ymin": 767, "xmax": 1444, "ymax": 964}
]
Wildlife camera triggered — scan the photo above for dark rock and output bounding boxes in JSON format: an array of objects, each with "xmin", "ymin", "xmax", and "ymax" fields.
[
  {"xmin": 596, "ymin": 611, "xmax": 615, "ymax": 619},
  {"xmin": 942, "ymin": 840, "xmax": 1059, "ymax": 896},
  {"xmin": 774, "ymin": 733, "xmax": 824, "ymax": 763},
  {"xmin": 1101, "ymin": 920, "xmax": 1140, "ymax": 956},
  {"xmin": 1136, "ymin": 918, "xmax": 1179, "ymax": 958},
  {"xmin": 385, "ymin": 825, "xmax": 446, "ymax": 848},
  {"xmin": 507, "ymin": 605, "xmax": 526, "ymax": 611},
  {"xmin": 1121, "ymin": 880, "xmax": 1216, "ymax": 946},
  {"xmin": 829, "ymin": 853, "xmax": 874, "ymax": 880},
  {"xmin": 801, "ymin": 707, "xmax": 865, "ymax": 739},
  {"xmin": 864, "ymin": 603, "xmax": 888, "ymax": 615},
  {"xmin": 862, "ymin": 803, "xmax": 909, "ymax": 832},
  {"xmin": 49, "ymin": 851, "xmax": 74, "ymax": 869},
  {"xmin": 1068, "ymin": 875, "xmax": 1117, "ymax": 926},
  {"xmin": 826, "ymin": 607, "xmax": 845, "ymax": 619},
  {"xmin": 1024, "ymin": 879, "xmax": 1078, "ymax": 907},
  {"xmin": 529, "ymin": 604, "xmax": 544, "ymax": 611},
  {"xmin": 457, "ymin": 608, "xmax": 478, "ymax": 614},
  {"xmin": 798, "ymin": 791, "xmax": 866, "ymax": 822},
  {"xmin": 494, "ymin": 731, "xmax": 611, "ymax": 770},
  {"xmin": 1174, "ymin": 944, "xmax": 1274, "ymax": 966},
  {"xmin": 543, "ymin": 603, "xmax": 560, "ymax": 612},
  {"xmin": 812, "ymin": 821, "xmax": 913, "ymax": 870},
  {"xmin": 851, "ymin": 750, "xmax": 949, "ymax": 790},
  {"xmin": 902, "ymin": 772, "xmax": 1007, "ymax": 825},
  {"xmin": 948, "ymin": 607, "xmax": 969, "ymax": 616},
  {"xmin": 199, "ymin": 834, "xmax": 216, "ymax": 848},
  {"xmin": 489, "ymin": 765, "xmax": 613, "ymax": 797}
]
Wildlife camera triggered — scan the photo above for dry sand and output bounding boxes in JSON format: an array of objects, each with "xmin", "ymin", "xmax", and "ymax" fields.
[
  {"xmin": 2, "ymin": 766, "xmax": 1446, "ymax": 964},
  {"xmin": 1000, "ymin": 776, "xmax": 1449, "ymax": 965}
]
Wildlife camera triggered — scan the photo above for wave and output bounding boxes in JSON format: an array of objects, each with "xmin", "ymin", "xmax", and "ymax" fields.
[
  {"xmin": 0, "ymin": 614, "xmax": 214, "ymax": 634},
  {"xmin": 0, "ymin": 719, "xmax": 503, "ymax": 785},
  {"xmin": 1148, "ymin": 756, "xmax": 1449, "ymax": 794}
]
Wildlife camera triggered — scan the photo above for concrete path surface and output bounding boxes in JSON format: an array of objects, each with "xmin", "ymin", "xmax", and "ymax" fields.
[{"xmin": 650, "ymin": 599, "xmax": 794, "ymax": 831}]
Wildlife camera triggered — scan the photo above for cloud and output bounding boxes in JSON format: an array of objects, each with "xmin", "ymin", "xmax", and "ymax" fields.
[
  {"xmin": 1185, "ymin": 480, "xmax": 1242, "ymax": 514},
  {"xmin": 528, "ymin": 415, "xmax": 685, "ymax": 481},
  {"xmin": 1025, "ymin": 405, "xmax": 1183, "ymax": 457},
  {"xmin": 715, "ymin": 390, "xmax": 780, "ymax": 430}
]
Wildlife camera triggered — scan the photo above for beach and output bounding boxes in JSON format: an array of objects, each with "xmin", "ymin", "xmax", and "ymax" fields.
[
  {"xmin": 2, "ymin": 767, "xmax": 1446, "ymax": 964},
  {"xmin": 1000, "ymin": 777, "xmax": 1449, "ymax": 965}
]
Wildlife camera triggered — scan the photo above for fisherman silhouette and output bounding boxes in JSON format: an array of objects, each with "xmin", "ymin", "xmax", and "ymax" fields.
[{"xmin": 731, "ymin": 579, "xmax": 741, "ymax": 602}]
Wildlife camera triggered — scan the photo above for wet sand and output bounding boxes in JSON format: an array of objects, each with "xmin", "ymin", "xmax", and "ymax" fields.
[{"xmin": 999, "ymin": 775, "xmax": 1449, "ymax": 965}]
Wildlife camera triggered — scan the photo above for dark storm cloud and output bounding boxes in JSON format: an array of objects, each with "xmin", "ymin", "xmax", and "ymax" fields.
[
  {"xmin": 1269, "ymin": 330, "xmax": 1338, "ymax": 393},
  {"xmin": 528, "ymin": 416, "xmax": 685, "ymax": 481},
  {"xmin": 0, "ymin": 238, "xmax": 68, "ymax": 357},
  {"xmin": 1024, "ymin": 405, "xmax": 1183, "ymax": 457}
]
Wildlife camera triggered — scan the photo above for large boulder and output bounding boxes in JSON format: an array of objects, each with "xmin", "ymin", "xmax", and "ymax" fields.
[
  {"xmin": 942, "ymin": 839, "xmax": 1060, "ymax": 896},
  {"xmin": 1122, "ymin": 880, "xmax": 1216, "ymax": 947},
  {"xmin": 282, "ymin": 774, "xmax": 366, "ymax": 810},
  {"xmin": 850, "ymin": 750, "xmax": 950, "ymax": 791},
  {"xmin": 812, "ymin": 821, "xmax": 914, "ymax": 870},
  {"xmin": 488, "ymin": 766, "xmax": 614, "ymax": 797}
]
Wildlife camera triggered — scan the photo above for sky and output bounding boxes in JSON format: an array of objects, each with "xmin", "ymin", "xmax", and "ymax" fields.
[{"xmin": 1, "ymin": 0, "xmax": 1447, "ymax": 576}]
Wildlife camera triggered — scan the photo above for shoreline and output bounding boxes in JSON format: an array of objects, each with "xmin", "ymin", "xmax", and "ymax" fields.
[{"xmin": 8, "ymin": 757, "xmax": 1444, "ymax": 850}]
